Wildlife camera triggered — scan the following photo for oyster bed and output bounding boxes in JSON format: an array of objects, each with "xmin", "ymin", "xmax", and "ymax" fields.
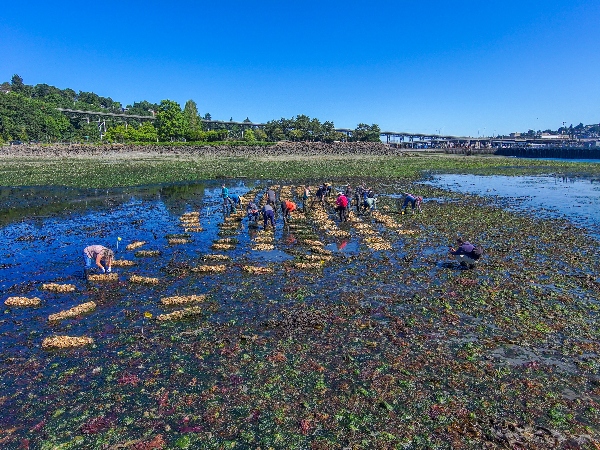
[{"xmin": 0, "ymin": 177, "xmax": 599, "ymax": 449}]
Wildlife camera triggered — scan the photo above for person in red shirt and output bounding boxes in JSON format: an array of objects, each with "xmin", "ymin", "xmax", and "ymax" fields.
[
  {"xmin": 335, "ymin": 193, "xmax": 349, "ymax": 222},
  {"xmin": 280, "ymin": 200, "xmax": 297, "ymax": 223}
]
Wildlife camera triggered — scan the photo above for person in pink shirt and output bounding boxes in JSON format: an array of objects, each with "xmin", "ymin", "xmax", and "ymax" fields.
[{"xmin": 336, "ymin": 193, "xmax": 349, "ymax": 222}]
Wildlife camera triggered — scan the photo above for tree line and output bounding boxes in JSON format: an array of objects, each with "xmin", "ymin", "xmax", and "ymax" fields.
[{"xmin": 0, "ymin": 75, "xmax": 381, "ymax": 144}]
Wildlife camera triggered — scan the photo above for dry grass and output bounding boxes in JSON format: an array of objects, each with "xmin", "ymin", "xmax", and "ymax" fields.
[
  {"xmin": 364, "ymin": 237, "xmax": 393, "ymax": 251},
  {"xmin": 253, "ymin": 236, "xmax": 274, "ymax": 244},
  {"xmin": 48, "ymin": 301, "xmax": 97, "ymax": 322},
  {"xmin": 42, "ymin": 335, "xmax": 94, "ymax": 349},
  {"xmin": 216, "ymin": 238, "xmax": 238, "ymax": 244},
  {"xmin": 310, "ymin": 246, "xmax": 332, "ymax": 256},
  {"xmin": 42, "ymin": 283, "xmax": 76, "ymax": 293},
  {"xmin": 4, "ymin": 296, "xmax": 41, "ymax": 307},
  {"xmin": 291, "ymin": 262, "xmax": 323, "ymax": 270},
  {"xmin": 161, "ymin": 294, "xmax": 207, "ymax": 306},
  {"xmin": 211, "ymin": 243, "xmax": 236, "ymax": 250},
  {"xmin": 300, "ymin": 239, "xmax": 324, "ymax": 247},
  {"xmin": 299, "ymin": 254, "xmax": 333, "ymax": 262},
  {"xmin": 184, "ymin": 227, "xmax": 204, "ymax": 232}
]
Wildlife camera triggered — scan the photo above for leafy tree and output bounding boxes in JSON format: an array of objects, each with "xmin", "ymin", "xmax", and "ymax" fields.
[
  {"xmin": 11, "ymin": 74, "xmax": 24, "ymax": 92},
  {"xmin": 254, "ymin": 128, "xmax": 267, "ymax": 141},
  {"xmin": 203, "ymin": 113, "xmax": 211, "ymax": 121},
  {"xmin": 244, "ymin": 129, "xmax": 256, "ymax": 142},
  {"xmin": 155, "ymin": 100, "xmax": 186, "ymax": 141},
  {"xmin": 183, "ymin": 99, "xmax": 202, "ymax": 138},
  {"xmin": 135, "ymin": 122, "xmax": 158, "ymax": 142},
  {"xmin": 352, "ymin": 123, "xmax": 381, "ymax": 142},
  {"xmin": 126, "ymin": 100, "xmax": 159, "ymax": 117},
  {"xmin": 104, "ymin": 122, "xmax": 158, "ymax": 143},
  {"xmin": 0, "ymin": 92, "xmax": 70, "ymax": 141}
]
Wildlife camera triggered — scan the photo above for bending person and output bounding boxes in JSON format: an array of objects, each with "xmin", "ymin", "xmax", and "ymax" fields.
[
  {"xmin": 335, "ymin": 192, "xmax": 349, "ymax": 222},
  {"xmin": 262, "ymin": 203, "xmax": 276, "ymax": 230},
  {"xmin": 83, "ymin": 245, "xmax": 114, "ymax": 276},
  {"xmin": 449, "ymin": 237, "xmax": 476, "ymax": 269},
  {"xmin": 247, "ymin": 201, "xmax": 260, "ymax": 223},
  {"xmin": 401, "ymin": 193, "xmax": 422, "ymax": 214},
  {"xmin": 280, "ymin": 199, "xmax": 297, "ymax": 223}
]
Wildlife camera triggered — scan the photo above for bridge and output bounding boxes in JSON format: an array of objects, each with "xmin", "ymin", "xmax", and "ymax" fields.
[{"xmin": 56, "ymin": 108, "xmax": 591, "ymax": 148}]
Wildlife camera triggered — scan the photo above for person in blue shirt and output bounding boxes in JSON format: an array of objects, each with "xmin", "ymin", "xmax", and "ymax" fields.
[
  {"xmin": 228, "ymin": 193, "xmax": 242, "ymax": 212},
  {"xmin": 221, "ymin": 184, "xmax": 229, "ymax": 209}
]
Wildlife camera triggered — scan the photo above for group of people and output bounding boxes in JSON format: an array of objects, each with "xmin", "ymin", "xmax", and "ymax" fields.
[
  {"xmin": 243, "ymin": 187, "xmax": 298, "ymax": 231},
  {"xmin": 82, "ymin": 185, "xmax": 479, "ymax": 277},
  {"xmin": 309, "ymin": 183, "xmax": 377, "ymax": 217}
]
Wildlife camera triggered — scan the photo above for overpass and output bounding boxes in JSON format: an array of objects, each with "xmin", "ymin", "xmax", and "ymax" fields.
[{"xmin": 56, "ymin": 109, "xmax": 587, "ymax": 147}]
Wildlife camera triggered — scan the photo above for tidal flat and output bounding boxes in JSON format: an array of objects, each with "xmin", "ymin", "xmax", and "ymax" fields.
[{"xmin": 0, "ymin": 151, "xmax": 599, "ymax": 449}]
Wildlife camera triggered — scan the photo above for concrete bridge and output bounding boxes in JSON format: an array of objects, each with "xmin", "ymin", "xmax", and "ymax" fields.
[{"xmin": 56, "ymin": 108, "xmax": 593, "ymax": 148}]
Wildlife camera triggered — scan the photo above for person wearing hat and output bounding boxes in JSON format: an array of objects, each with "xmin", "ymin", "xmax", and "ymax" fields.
[
  {"xmin": 83, "ymin": 245, "xmax": 114, "ymax": 276},
  {"xmin": 335, "ymin": 192, "xmax": 349, "ymax": 222}
]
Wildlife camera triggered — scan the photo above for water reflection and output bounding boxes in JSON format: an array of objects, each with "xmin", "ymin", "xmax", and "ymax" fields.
[{"xmin": 427, "ymin": 174, "xmax": 600, "ymax": 233}]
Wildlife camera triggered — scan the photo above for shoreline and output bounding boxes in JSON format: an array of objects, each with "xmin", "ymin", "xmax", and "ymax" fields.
[{"xmin": 0, "ymin": 141, "xmax": 413, "ymax": 158}]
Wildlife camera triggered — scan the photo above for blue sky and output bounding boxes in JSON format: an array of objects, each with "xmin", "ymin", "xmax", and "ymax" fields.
[{"xmin": 1, "ymin": 1, "xmax": 599, "ymax": 137}]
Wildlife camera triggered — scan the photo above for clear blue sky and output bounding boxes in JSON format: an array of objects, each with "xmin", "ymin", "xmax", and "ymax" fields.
[{"xmin": 1, "ymin": 1, "xmax": 598, "ymax": 137}]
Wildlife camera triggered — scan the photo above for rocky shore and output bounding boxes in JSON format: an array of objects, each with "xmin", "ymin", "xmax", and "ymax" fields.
[{"xmin": 0, "ymin": 141, "xmax": 415, "ymax": 158}]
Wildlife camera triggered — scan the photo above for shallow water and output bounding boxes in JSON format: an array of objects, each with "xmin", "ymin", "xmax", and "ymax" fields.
[
  {"xmin": 426, "ymin": 174, "xmax": 600, "ymax": 233},
  {"xmin": 1, "ymin": 178, "xmax": 599, "ymax": 448},
  {"xmin": 513, "ymin": 157, "xmax": 600, "ymax": 164}
]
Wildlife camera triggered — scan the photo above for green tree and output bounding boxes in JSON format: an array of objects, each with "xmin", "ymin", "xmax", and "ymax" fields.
[
  {"xmin": 10, "ymin": 74, "xmax": 24, "ymax": 92},
  {"xmin": 134, "ymin": 122, "xmax": 158, "ymax": 142},
  {"xmin": 244, "ymin": 128, "xmax": 256, "ymax": 142},
  {"xmin": 254, "ymin": 128, "xmax": 267, "ymax": 141},
  {"xmin": 183, "ymin": 99, "xmax": 202, "ymax": 139},
  {"xmin": 155, "ymin": 100, "xmax": 186, "ymax": 141},
  {"xmin": 352, "ymin": 123, "xmax": 381, "ymax": 142}
]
